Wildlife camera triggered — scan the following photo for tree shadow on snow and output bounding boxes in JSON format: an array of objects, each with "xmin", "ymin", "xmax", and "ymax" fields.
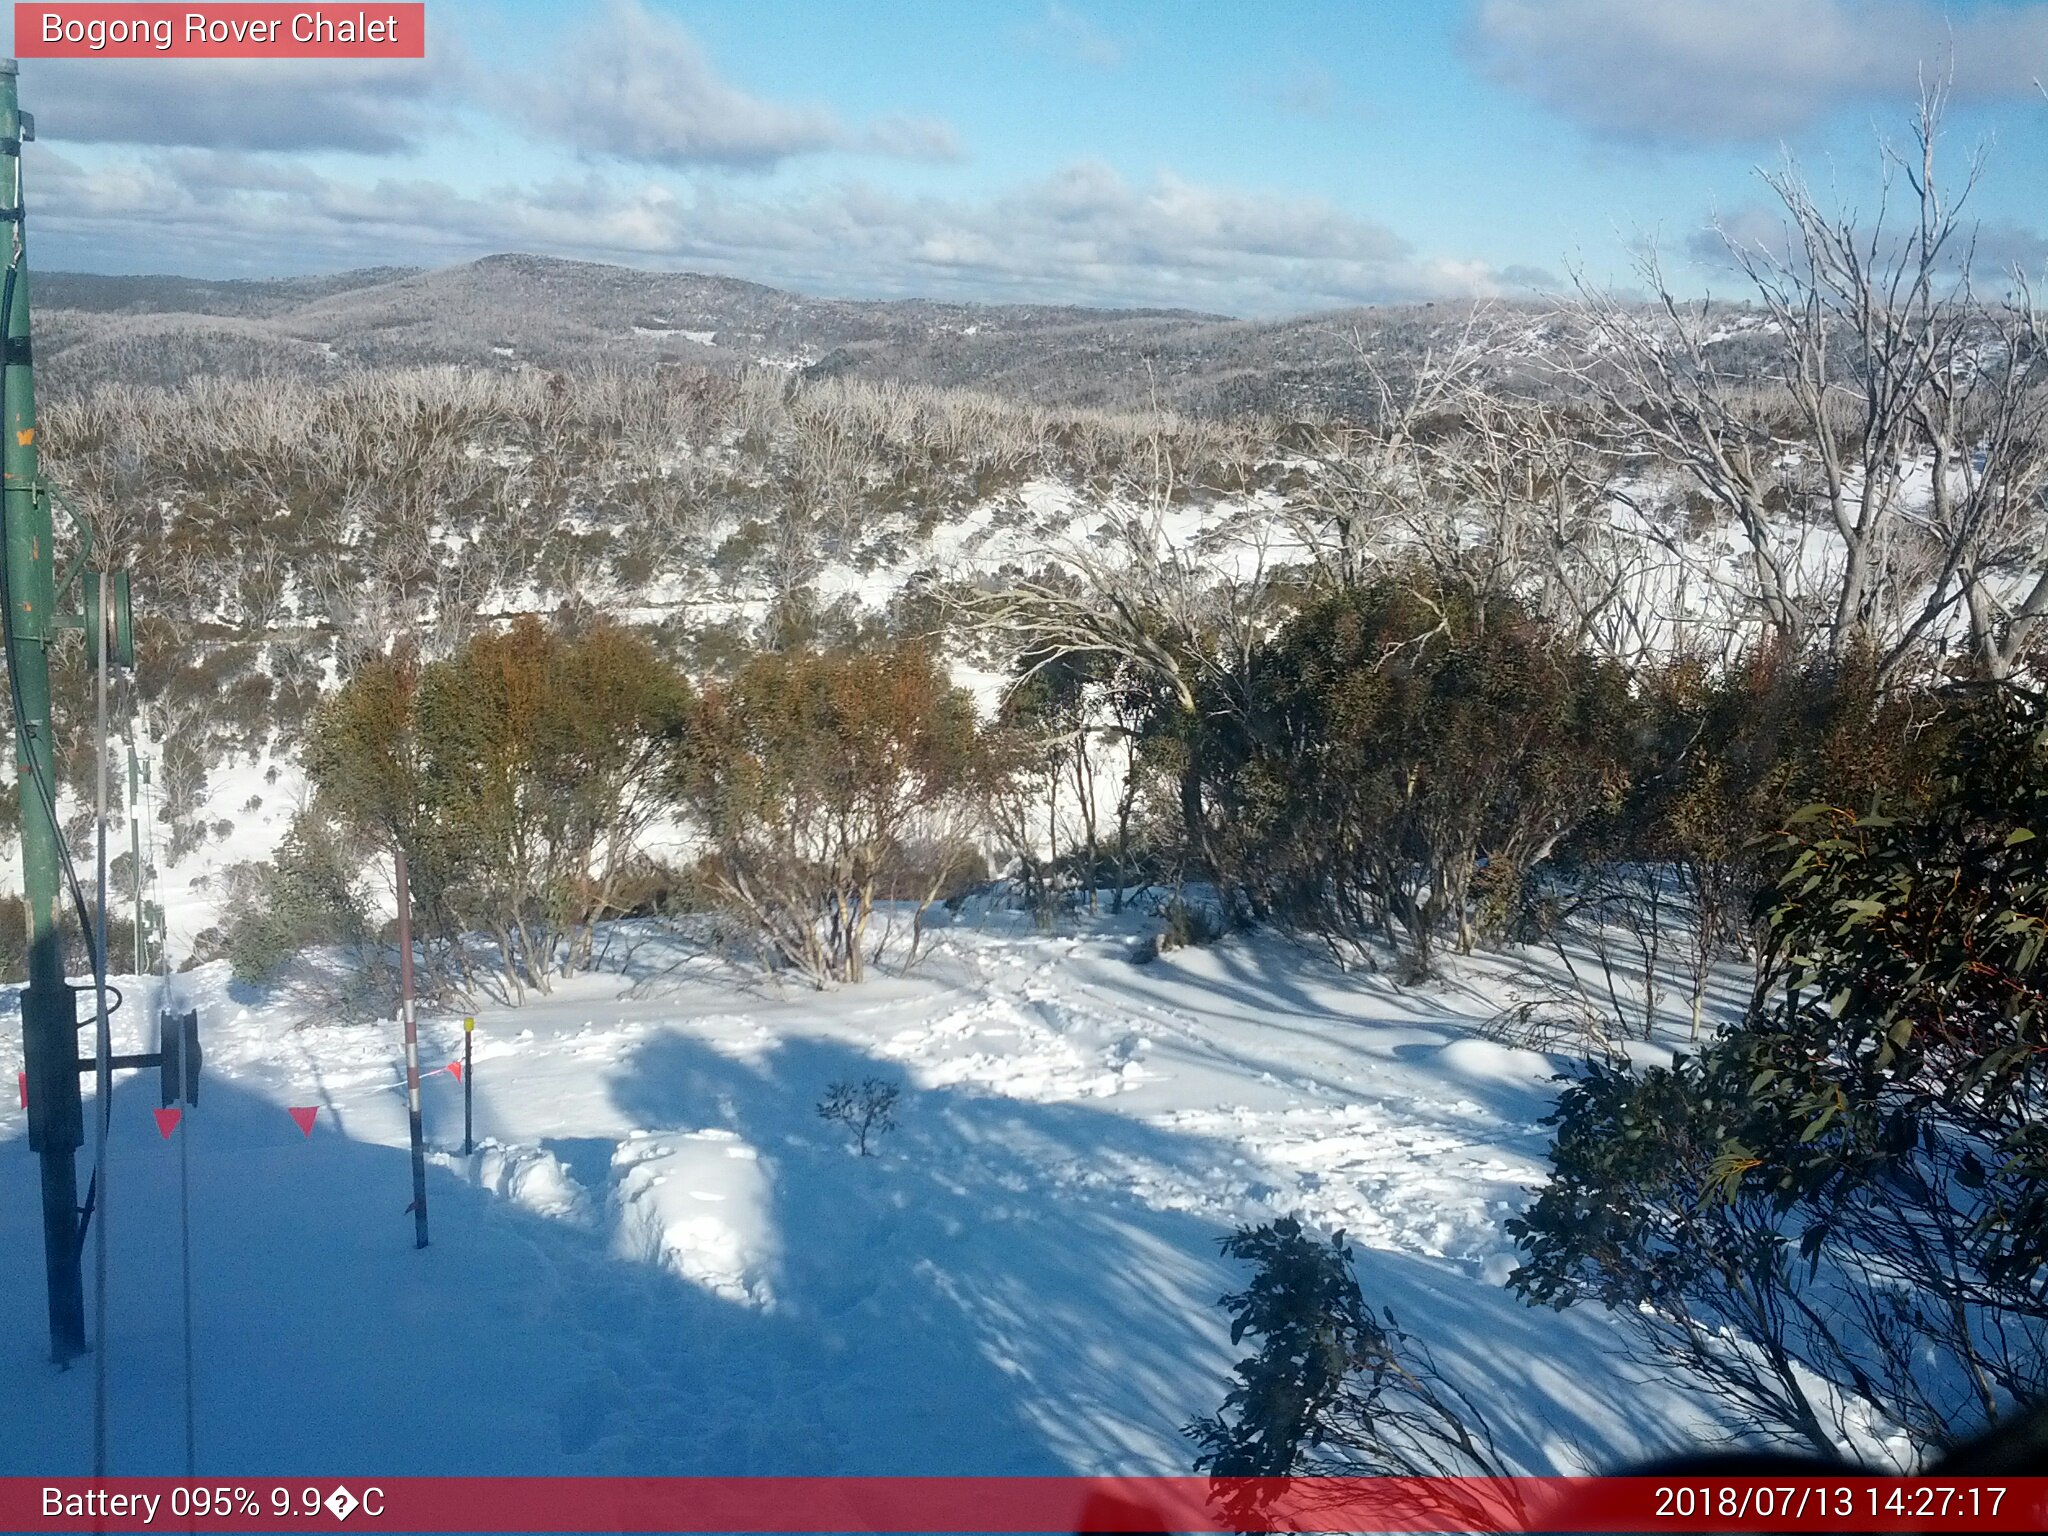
[
  {"xmin": 603, "ymin": 1029, "xmax": 1708, "ymax": 1476},
  {"xmin": 0, "ymin": 1021, "xmax": 1711, "ymax": 1479},
  {"xmin": 0, "ymin": 1065, "xmax": 961, "ymax": 1478}
]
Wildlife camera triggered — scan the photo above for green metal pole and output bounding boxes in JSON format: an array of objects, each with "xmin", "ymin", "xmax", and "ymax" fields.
[
  {"xmin": 128, "ymin": 744, "xmax": 141, "ymax": 971},
  {"xmin": 0, "ymin": 58, "xmax": 87, "ymax": 1364}
]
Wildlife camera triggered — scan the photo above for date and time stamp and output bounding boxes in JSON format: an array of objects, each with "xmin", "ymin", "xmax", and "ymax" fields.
[{"xmin": 1647, "ymin": 1481, "xmax": 2013, "ymax": 1524}]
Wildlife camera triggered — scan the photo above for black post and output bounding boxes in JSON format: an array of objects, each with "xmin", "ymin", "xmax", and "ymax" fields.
[
  {"xmin": 395, "ymin": 849, "xmax": 428, "ymax": 1248},
  {"xmin": 462, "ymin": 1015, "xmax": 473, "ymax": 1158}
]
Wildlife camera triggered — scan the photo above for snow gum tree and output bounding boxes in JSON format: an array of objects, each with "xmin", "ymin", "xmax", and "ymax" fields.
[
  {"xmin": 1590, "ymin": 645, "xmax": 1951, "ymax": 1036},
  {"xmin": 1565, "ymin": 88, "xmax": 2048, "ymax": 684},
  {"xmin": 675, "ymin": 642, "xmax": 998, "ymax": 986},
  {"xmin": 301, "ymin": 617, "xmax": 691, "ymax": 998},
  {"xmin": 412, "ymin": 617, "xmax": 691, "ymax": 990},
  {"xmin": 1197, "ymin": 571, "xmax": 1636, "ymax": 971}
]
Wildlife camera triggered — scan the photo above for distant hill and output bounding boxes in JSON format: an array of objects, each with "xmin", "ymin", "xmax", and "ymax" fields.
[
  {"xmin": 33, "ymin": 252, "xmax": 1529, "ymax": 417},
  {"xmin": 33, "ymin": 266, "xmax": 423, "ymax": 317}
]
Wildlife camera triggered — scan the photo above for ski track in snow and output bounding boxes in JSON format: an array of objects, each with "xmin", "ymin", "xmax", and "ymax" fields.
[{"xmin": 0, "ymin": 911, "xmax": 1717, "ymax": 1477}]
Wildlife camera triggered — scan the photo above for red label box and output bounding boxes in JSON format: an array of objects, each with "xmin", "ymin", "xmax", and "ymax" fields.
[
  {"xmin": 5, "ymin": 1477, "xmax": 2048, "ymax": 1533},
  {"xmin": 14, "ymin": 4, "xmax": 426, "ymax": 59}
]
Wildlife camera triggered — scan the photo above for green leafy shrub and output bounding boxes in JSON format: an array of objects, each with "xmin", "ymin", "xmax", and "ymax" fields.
[
  {"xmin": 1186, "ymin": 1217, "xmax": 1512, "ymax": 1526},
  {"xmin": 1510, "ymin": 686, "xmax": 2048, "ymax": 1461},
  {"xmin": 675, "ymin": 642, "xmax": 1001, "ymax": 985},
  {"xmin": 304, "ymin": 616, "xmax": 691, "ymax": 997},
  {"xmin": 1198, "ymin": 572, "xmax": 1635, "ymax": 970},
  {"xmin": 218, "ymin": 817, "xmax": 378, "ymax": 985}
]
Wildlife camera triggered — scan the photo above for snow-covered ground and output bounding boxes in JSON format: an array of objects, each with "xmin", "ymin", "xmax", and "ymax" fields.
[{"xmin": 0, "ymin": 905, "xmax": 1722, "ymax": 1478}]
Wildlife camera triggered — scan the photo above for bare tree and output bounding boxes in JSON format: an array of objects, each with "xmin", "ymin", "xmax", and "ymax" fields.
[
  {"xmin": 1281, "ymin": 312, "xmax": 1493, "ymax": 592},
  {"xmin": 1561, "ymin": 85, "xmax": 2048, "ymax": 683},
  {"xmin": 948, "ymin": 417, "xmax": 1280, "ymax": 881},
  {"xmin": 1946, "ymin": 275, "xmax": 2048, "ymax": 677},
  {"xmin": 1429, "ymin": 386, "xmax": 1700, "ymax": 669}
]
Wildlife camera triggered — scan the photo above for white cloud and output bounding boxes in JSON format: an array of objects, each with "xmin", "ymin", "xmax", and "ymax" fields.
[
  {"xmin": 21, "ymin": 55, "xmax": 454, "ymax": 153},
  {"xmin": 860, "ymin": 114, "xmax": 967, "ymax": 162},
  {"xmin": 521, "ymin": 0, "xmax": 961, "ymax": 169},
  {"xmin": 1472, "ymin": 0, "xmax": 2048, "ymax": 143},
  {"xmin": 22, "ymin": 3, "xmax": 958, "ymax": 170},
  {"xmin": 1015, "ymin": 3, "xmax": 1125, "ymax": 69},
  {"xmin": 1684, "ymin": 197, "xmax": 2048, "ymax": 279},
  {"xmin": 28, "ymin": 147, "xmax": 1500, "ymax": 315}
]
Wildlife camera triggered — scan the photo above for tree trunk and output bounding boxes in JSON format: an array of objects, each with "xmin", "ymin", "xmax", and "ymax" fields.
[
  {"xmin": 1075, "ymin": 728, "xmax": 1099, "ymax": 914},
  {"xmin": 1179, "ymin": 753, "xmax": 1209, "ymax": 883}
]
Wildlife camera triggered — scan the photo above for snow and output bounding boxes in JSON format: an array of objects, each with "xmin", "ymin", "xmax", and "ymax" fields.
[
  {"xmin": 611, "ymin": 1128, "xmax": 778, "ymax": 1308},
  {"xmin": 0, "ymin": 905, "xmax": 1721, "ymax": 1478},
  {"xmin": 630, "ymin": 327, "xmax": 716, "ymax": 345}
]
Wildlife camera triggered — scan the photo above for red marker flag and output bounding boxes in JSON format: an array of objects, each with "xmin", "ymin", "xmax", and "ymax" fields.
[
  {"xmin": 447, "ymin": 1060, "xmax": 462, "ymax": 1082},
  {"xmin": 153, "ymin": 1107, "xmax": 181, "ymax": 1138},
  {"xmin": 287, "ymin": 1106, "xmax": 319, "ymax": 1137}
]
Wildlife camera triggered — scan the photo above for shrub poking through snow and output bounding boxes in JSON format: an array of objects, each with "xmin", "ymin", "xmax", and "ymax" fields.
[
  {"xmin": 1158, "ymin": 894, "xmax": 1223, "ymax": 953},
  {"xmin": 817, "ymin": 1077, "xmax": 901, "ymax": 1156},
  {"xmin": 1187, "ymin": 1217, "xmax": 1514, "ymax": 1527},
  {"xmin": 678, "ymin": 643, "xmax": 999, "ymax": 987},
  {"xmin": 304, "ymin": 616, "xmax": 693, "ymax": 1001}
]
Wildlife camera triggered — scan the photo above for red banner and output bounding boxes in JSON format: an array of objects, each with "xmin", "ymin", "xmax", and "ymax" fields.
[
  {"xmin": 13, "ymin": 5, "xmax": 425, "ymax": 59},
  {"xmin": 3, "ymin": 1476, "xmax": 2047, "ymax": 1532}
]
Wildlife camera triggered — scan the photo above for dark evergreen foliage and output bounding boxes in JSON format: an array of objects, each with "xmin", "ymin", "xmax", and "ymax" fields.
[
  {"xmin": 1191, "ymin": 572, "xmax": 1635, "ymax": 969},
  {"xmin": 1187, "ymin": 1217, "xmax": 1509, "ymax": 1482},
  {"xmin": 1510, "ymin": 688, "xmax": 2048, "ymax": 1460}
]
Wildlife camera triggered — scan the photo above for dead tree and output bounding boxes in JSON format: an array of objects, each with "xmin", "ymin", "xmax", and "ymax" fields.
[
  {"xmin": 1281, "ymin": 309, "xmax": 1493, "ymax": 592},
  {"xmin": 948, "ymin": 418, "xmax": 1277, "ymax": 882},
  {"xmin": 1561, "ymin": 85, "xmax": 2048, "ymax": 685}
]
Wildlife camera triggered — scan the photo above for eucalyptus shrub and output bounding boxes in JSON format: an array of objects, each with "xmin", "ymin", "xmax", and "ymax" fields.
[
  {"xmin": 1196, "ymin": 573, "xmax": 1635, "ymax": 970},
  {"xmin": 1510, "ymin": 687, "xmax": 2048, "ymax": 1461}
]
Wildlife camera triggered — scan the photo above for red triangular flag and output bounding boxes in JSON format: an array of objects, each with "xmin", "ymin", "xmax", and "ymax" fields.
[
  {"xmin": 287, "ymin": 1106, "xmax": 319, "ymax": 1137},
  {"xmin": 447, "ymin": 1060, "xmax": 462, "ymax": 1082},
  {"xmin": 154, "ymin": 1107, "xmax": 182, "ymax": 1138}
]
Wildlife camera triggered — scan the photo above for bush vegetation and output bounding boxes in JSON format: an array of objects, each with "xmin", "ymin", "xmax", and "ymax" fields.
[
  {"xmin": 816, "ymin": 1077, "xmax": 902, "ymax": 1157},
  {"xmin": 1509, "ymin": 689, "xmax": 2048, "ymax": 1462},
  {"xmin": 246, "ymin": 616, "xmax": 691, "ymax": 999},
  {"xmin": 1196, "ymin": 576, "xmax": 1636, "ymax": 972},
  {"xmin": 675, "ymin": 640, "xmax": 999, "ymax": 984},
  {"xmin": 1187, "ymin": 1216, "xmax": 1515, "ymax": 1526}
]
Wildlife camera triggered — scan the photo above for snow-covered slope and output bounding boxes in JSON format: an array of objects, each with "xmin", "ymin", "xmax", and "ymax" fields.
[{"xmin": 0, "ymin": 907, "xmax": 1717, "ymax": 1478}]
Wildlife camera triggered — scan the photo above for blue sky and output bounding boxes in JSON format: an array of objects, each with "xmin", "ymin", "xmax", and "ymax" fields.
[{"xmin": 11, "ymin": 0, "xmax": 2048, "ymax": 314}]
